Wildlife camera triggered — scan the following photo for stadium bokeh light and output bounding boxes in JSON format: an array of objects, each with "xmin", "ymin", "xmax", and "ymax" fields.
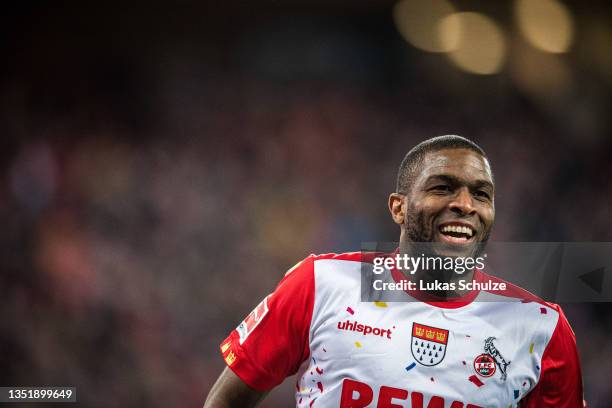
[
  {"xmin": 393, "ymin": 0, "xmax": 456, "ymax": 53},
  {"xmin": 439, "ymin": 12, "xmax": 506, "ymax": 75},
  {"xmin": 515, "ymin": 0, "xmax": 574, "ymax": 53},
  {"xmin": 510, "ymin": 41, "xmax": 572, "ymax": 99}
]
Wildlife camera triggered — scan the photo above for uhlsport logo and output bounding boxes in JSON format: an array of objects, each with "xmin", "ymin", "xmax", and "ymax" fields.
[
  {"xmin": 411, "ymin": 322, "xmax": 449, "ymax": 366},
  {"xmin": 474, "ymin": 353, "xmax": 496, "ymax": 377},
  {"xmin": 337, "ymin": 320, "xmax": 393, "ymax": 339}
]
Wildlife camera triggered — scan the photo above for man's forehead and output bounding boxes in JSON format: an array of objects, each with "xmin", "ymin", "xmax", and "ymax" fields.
[{"xmin": 418, "ymin": 149, "xmax": 493, "ymax": 181}]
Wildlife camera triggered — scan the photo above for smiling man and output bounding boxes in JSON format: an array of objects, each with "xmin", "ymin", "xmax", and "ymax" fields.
[{"xmin": 204, "ymin": 136, "xmax": 584, "ymax": 408}]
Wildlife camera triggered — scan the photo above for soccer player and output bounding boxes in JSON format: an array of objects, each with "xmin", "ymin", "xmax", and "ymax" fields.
[{"xmin": 204, "ymin": 136, "xmax": 584, "ymax": 407}]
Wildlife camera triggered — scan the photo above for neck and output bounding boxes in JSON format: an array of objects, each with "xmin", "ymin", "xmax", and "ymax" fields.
[{"xmin": 398, "ymin": 236, "xmax": 476, "ymax": 299}]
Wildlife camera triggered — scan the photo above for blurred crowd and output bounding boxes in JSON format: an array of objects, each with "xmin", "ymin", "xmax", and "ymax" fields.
[{"xmin": 1, "ymin": 1, "xmax": 611, "ymax": 407}]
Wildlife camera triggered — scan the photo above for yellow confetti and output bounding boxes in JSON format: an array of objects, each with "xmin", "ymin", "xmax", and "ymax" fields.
[
  {"xmin": 225, "ymin": 351, "xmax": 236, "ymax": 366},
  {"xmin": 221, "ymin": 342, "xmax": 231, "ymax": 353},
  {"xmin": 529, "ymin": 343, "xmax": 534, "ymax": 353},
  {"xmin": 355, "ymin": 341, "xmax": 362, "ymax": 348},
  {"xmin": 374, "ymin": 301, "xmax": 388, "ymax": 308}
]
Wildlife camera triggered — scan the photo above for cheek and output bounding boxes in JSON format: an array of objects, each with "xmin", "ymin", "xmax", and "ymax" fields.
[
  {"xmin": 419, "ymin": 198, "xmax": 447, "ymax": 218},
  {"xmin": 480, "ymin": 207, "xmax": 495, "ymax": 226},
  {"xmin": 412, "ymin": 200, "xmax": 444, "ymax": 230}
]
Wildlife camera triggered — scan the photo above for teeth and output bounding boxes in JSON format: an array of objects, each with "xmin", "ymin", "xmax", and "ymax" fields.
[{"xmin": 441, "ymin": 225, "xmax": 473, "ymax": 237}]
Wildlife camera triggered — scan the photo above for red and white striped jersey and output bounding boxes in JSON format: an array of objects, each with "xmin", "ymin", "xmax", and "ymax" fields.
[{"xmin": 219, "ymin": 252, "xmax": 583, "ymax": 407}]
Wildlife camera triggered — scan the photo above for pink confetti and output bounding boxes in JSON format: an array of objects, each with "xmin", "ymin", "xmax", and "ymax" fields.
[
  {"xmin": 469, "ymin": 375, "xmax": 484, "ymax": 387},
  {"xmin": 317, "ymin": 382, "xmax": 323, "ymax": 393},
  {"xmin": 309, "ymin": 398, "xmax": 317, "ymax": 407},
  {"xmin": 346, "ymin": 307, "xmax": 354, "ymax": 315},
  {"xmin": 540, "ymin": 307, "xmax": 547, "ymax": 314},
  {"xmin": 316, "ymin": 367, "xmax": 323, "ymax": 374}
]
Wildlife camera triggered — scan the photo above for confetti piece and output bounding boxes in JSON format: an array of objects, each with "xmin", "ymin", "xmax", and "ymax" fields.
[
  {"xmin": 540, "ymin": 307, "xmax": 547, "ymax": 314},
  {"xmin": 374, "ymin": 301, "xmax": 388, "ymax": 308},
  {"xmin": 309, "ymin": 398, "xmax": 316, "ymax": 407},
  {"xmin": 405, "ymin": 362, "xmax": 416, "ymax": 372},
  {"xmin": 430, "ymin": 377, "xmax": 434, "ymax": 382},
  {"xmin": 221, "ymin": 342, "xmax": 231, "ymax": 353},
  {"xmin": 296, "ymin": 384, "xmax": 300, "ymax": 391},
  {"xmin": 536, "ymin": 365, "xmax": 540, "ymax": 370},
  {"xmin": 462, "ymin": 361, "xmax": 466, "ymax": 365},
  {"xmin": 316, "ymin": 367, "xmax": 323, "ymax": 375},
  {"xmin": 310, "ymin": 371, "xmax": 313, "ymax": 375},
  {"xmin": 468, "ymin": 375, "xmax": 484, "ymax": 387},
  {"xmin": 522, "ymin": 381, "xmax": 527, "ymax": 387},
  {"xmin": 514, "ymin": 390, "xmax": 519, "ymax": 399},
  {"xmin": 312, "ymin": 357, "xmax": 317, "ymax": 365},
  {"xmin": 466, "ymin": 335, "xmax": 471, "ymax": 338},
  {"xmin": 323, "ymin": 348, "xmax": 327, "ymax": 352},
  {"xmin": 317, "ymin": 382, "xmax": 323, "ymax": 393},
  {"xmin": 355, "ymin": 341, "xmax": 362, "ymax": 348},
  {"xmin": 521, "ymin": 300, "xmax": 532, "ymax": 303},
  {"xmin": 529, "ymin": 343, "xmax": 534, "ymax": 353},
  {"xmin": 299, "ymin": 397, "xmax": 302, "ymax": 404},
  {"xmin": 346, "ymin": 307, "xmax": 355, "ymax": 315}
]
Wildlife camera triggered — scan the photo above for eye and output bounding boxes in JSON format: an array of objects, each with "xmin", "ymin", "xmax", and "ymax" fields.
[
  {"xmin": 430, "ymin": 185, "xmax": 452, "ymax": 193},
  {"xmin": 473, "ymin": 190, "xmax": 491, "ymax": 200}
]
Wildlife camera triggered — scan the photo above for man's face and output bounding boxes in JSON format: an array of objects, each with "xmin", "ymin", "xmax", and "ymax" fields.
[{"xmin": 403, "ymin": 148, "xmax": 495, "ymax": 257}]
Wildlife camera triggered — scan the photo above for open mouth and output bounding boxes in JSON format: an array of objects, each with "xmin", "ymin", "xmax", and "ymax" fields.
[{"xmin": 438, "ymin": 223, "xmax": 476, "ymax": 244}]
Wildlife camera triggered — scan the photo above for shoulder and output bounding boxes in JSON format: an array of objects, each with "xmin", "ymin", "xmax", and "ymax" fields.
[
  {"xmin": 284, "ymin": 251, "xmax": 381, "ymax": 278},
  {"xmin": 312, "ymin": 251, "xmax": 381, "ymax": 264},
  {"xmin": 475, "ymin": 270, "xmax": 569, "ymax": 348},
  {"xmin": 478, "ymin": 269, "xmax": 561, "ymax": 314},
  {"xmin": 281, "ymin": 251, "xmax": 383, "ymax": 298}
]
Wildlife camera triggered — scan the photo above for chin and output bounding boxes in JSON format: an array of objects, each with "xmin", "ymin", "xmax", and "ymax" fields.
[{"xmin": 433, "ymin": 243, "xmax": 478, "ymax": 258}]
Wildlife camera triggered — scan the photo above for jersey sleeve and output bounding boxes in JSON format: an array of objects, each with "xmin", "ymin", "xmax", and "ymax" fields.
[
  {"xmin": 521, "ymin": 305, "xmax": 584, "ymax": 408},
  {"xmin": 219, "ymin": 256, "xmax": 315, "ymax": 391}
]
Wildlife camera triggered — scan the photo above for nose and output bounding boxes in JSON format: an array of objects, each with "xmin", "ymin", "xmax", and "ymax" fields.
[{"xmin": 449, "ymin": 187, "xmax": 476, "ymax": 215}]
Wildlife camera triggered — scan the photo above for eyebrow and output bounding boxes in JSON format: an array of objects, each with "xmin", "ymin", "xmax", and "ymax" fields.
[{"xmin": 424, "ymin": 174, "xmax": 494, "ymax": 190}]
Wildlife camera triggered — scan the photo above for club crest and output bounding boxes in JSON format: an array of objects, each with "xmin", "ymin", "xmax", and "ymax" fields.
[
  {"xmin": 483, "ymin": 336, "xmax": 511, "ymax": 380},
  {"xmin": 411, "ymin": 322, "xmax": 449, "ymax": 366},
  {"xmin": 474, "ymin": 353, "xmax": 497, "ymax": 377}
]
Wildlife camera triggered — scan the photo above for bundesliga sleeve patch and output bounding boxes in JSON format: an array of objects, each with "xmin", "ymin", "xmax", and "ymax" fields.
[{"xmin": 236, "ymin": 295, "xmax": 270, "ymax": 345}]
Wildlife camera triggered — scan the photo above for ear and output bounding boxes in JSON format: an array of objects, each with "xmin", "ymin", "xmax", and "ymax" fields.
[{"xmin": 388, "ymin": 193, "xmax": 406, "ymax": 225}]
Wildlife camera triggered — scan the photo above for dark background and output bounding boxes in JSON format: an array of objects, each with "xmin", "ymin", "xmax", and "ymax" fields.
[{"xmin": 0, "ymin": 1, "xmax": 610, "ymax": 406}]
